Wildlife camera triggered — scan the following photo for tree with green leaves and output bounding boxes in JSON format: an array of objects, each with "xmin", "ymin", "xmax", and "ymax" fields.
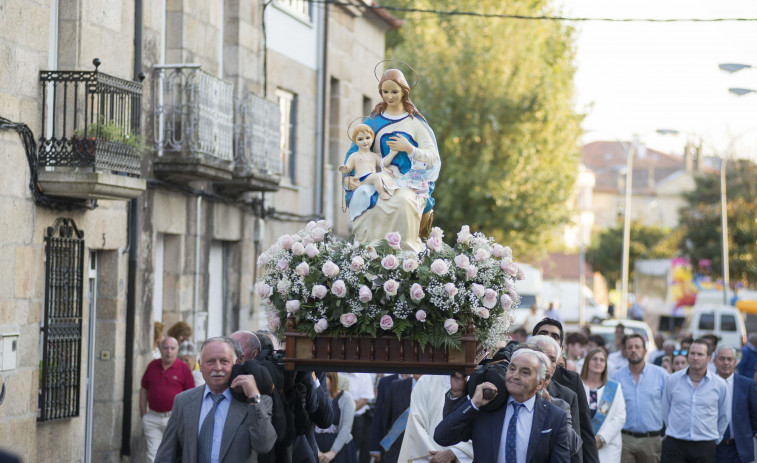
[
  {"xmin": 382, "ymin": 0, "xmax": 583, "ymax": 258},
  {"xmin": 586, "ymin": 221, "xmax": 678, "ymax": 288},
  {"xmin": 679, "ymin": 159, "xmax": 757, "ymax": 284}
]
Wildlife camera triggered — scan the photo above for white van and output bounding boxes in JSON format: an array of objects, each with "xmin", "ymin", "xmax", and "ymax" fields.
[{"xmin": 684, "ymin": 304, "xmax": 746, "ymax": 348}]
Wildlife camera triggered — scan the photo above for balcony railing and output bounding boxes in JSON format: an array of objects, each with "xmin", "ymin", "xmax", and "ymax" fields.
[
  {"xmin": 153, "ymin": 64, "xmax": 234, "ymax": 178},
  {"xmin": 38, "ymin": 59, "xmax": 143, "ymax": 176},
  {"xmin": 234, "ymin": 93, "xmax": 282, "ymax": 179}
]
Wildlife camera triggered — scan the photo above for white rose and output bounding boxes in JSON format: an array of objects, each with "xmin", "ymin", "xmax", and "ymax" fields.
[
  {"xmin": 291, "ymin": 242, "xmax": 305, "ymax": 256},
  {"xmin": 285, "ymin": 300, "xmax": 300, "ymax": 313},
  {"xmin": 321, "ymin": 260, "xmax": 339, "ymax": 278},
  {"xmin": 444, "ymin": 319, "xmax": 459, "ymax": 335},
  {"xmin": 277, "ymin": 279, "xmax": 291, "ymax": 295},
  {"xmin": 471, "ymin": 283, "xmax": 486, "ymax": 299},
  {"xmin": 305, "ymin": 243, "xmax": 319, "ymax": 258},
  {"xmin": 331, "ymin": 280, "xmax": 347, "ymax": 298},
  {"xmin": 311, "ymin": 285, "xmax": 328, "ymax": 299},
  {"xmin": 383, "ymin": 279, "xmax": 400, "ymax": 297},
  {"xmin": 295, "ymin": 262, "xmax": 310, "ymax": 277},
  {"xmin": 402, "ymin": 258, "xmax": 419, "ymax": 273},
  {"xmin": 457, "ymin": 225, "xmax": 471, "ymax": 244},
  {"xmin": 430, "ymin": 259, "xmax": 449, "ymax": 276},
  {"xmin": 483, "ymin": 289, "xmax": 498, "ymax": 308},
  {"xmin": 454, "ymin": 254, "xmax": 470, "ymax": 269}
]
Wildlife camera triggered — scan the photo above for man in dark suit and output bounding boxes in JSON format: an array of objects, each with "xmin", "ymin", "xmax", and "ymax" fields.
[
  {"xmin": 534, "ymin": 318, "xmax": 599, "ymax": 463},
  {"xmin": 434, "ymin": 349, "xmax": 570, "ymax": 462},
  {"xmin": 380, "ymin": 375, "xmax": 418, "ymax": 463},
  {"xmin": 370, "ymin": 374, "xmax": 399, "ymax": 462},
  {"xmin": 155, "ymin": 337, "xmax": 277, "ymax": 462},
  {"xmin": 714, "ymin": 345, "xmax": 757, "ymax": 463}
]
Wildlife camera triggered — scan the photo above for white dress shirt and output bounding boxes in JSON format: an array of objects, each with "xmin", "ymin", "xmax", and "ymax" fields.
[
  {"xmin": 497, "ymin": 395, "xmax": 536, "ymax": 463},
  {"xmin": 342, "ymin": 373, "xmax": 375, "ymax": 416}
]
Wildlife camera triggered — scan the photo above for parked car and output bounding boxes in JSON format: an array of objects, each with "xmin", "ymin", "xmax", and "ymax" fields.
[
  {"xmin": 587, "ymin": 324, "xmax": 632, "ymax": 351},
  {"xmin": 601, "ymin": 319, "xmax": 655, "ymax": 355},
  {"xmin": 683, "ymin": 304, "xmax": 746, "ymax": 348}
]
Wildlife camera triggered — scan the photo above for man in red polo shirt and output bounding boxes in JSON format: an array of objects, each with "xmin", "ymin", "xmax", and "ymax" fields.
[{"xmin": 140, "ymin": 335, "xmax": 195, "ymax": 462}]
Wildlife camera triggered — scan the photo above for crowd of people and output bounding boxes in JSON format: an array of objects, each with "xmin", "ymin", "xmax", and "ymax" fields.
[{"xmin": 139, "ymin": 318, "xmax": 757, "ymax": 463}]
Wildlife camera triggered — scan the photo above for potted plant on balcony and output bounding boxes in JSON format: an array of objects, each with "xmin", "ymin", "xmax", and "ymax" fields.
[{"xmin": 72, "ymin": 119, "xmax": 146, "ymax": 162}]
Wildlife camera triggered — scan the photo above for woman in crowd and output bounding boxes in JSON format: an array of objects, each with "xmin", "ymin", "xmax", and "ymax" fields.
[
  {"xmin": 177, "ymin": 341, "xmax": 204, "ymax": 387},
  {"xmin": 672, "ymin": 350, "xmax": 689, "ymax": 372},
  {"xmin": 661, "ymin": 355, "xmax": 673, "ymax": 374},
  {"xmin": 315, "ymin": 372, "xmax": 359, "ymax": 463},
  {"xmin": 166, "ymin": 321, "xmax": 192, "ymax": 345},
  {"xmin": 581, "ymin": 348, "xmax": 626, "ymax": 463}
]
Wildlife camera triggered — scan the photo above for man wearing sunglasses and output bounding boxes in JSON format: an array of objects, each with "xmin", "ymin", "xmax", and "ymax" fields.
[{"xmin": 533, "ymin": 318, "xmax": 599, "ymax": 463}]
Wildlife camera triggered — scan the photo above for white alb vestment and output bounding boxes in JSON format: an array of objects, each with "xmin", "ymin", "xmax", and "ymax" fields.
[{"xmin": 397, "ymin": 375, "xmax": 473, "ymax": 463}]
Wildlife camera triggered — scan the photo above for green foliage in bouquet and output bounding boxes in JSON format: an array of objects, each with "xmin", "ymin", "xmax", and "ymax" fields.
[{"xmin": 256, "ymin": 221, "xmax": 522, "ymax": 352}]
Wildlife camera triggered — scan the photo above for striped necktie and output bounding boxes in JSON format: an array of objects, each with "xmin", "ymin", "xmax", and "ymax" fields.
[{"xmin": 198, "ymin": 393, "xmax": 225, "ymax": 463}]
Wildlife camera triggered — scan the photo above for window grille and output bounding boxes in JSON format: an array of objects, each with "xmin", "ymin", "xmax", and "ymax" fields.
[{"xmin": 39, "ymin": 218, "xmax": 85, "ymax": 422}]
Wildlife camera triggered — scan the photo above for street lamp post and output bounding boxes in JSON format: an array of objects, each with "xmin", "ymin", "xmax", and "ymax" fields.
[
  {"xmin": 620, "ymin": 135, "xmax": 640, "ymax": 320},
  {"xmin": 720, "ymin": 157, "xmax": 730, "ymax": 305}
]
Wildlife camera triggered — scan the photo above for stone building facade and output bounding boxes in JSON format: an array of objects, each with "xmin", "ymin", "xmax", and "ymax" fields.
[{"xmin": 0, "ymin": 0, "xmax": 397, "ymax": 461}]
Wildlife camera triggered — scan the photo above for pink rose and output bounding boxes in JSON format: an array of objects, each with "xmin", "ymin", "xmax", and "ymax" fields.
[
  {"xmin": 381, "ymin": 255, "xmax": 399, "ymax": 270},
  {"xmin": 454, "ymin": 254, "xmax": 470, "ymax": 269},
  {"xmin": 380, "ymin": 315, "xmax": 394, "ymax": 330},
  {"xmin": 516, "ymin": 267, "xmax": 525, "ymax": 280},
  {"xmin": 491, "ymin": 244, "xmax": 506, "ymax": 258},
  {"xmin": 296, "ymin": 262, "xmax": 310, "ymax": 277},
  {"xmin": 476, "ymin": 307, "xmax": 490, "ymax": 319},
  {"xmin": 267, "ymin": 313, "xmax": 281, "ymax": 331},
  {"xmin": 255, "ymin": 282, "xmax": 273, "ymax": 299},
  {"xmin": 409, "ymin": 283, "xmax": 425, "ymax": 303},
  {"xmin": 427, "ymin": 236, "xmax": 443, "ymax": 252},
  {"xmin": 311, "ymin": 227, "xmax": 327, "ymax": 242},
  {"xmin": 314, "ymin": 318, "xmax": 328, "ymax": 334},
  {"xmin": 306, "ymin": 221, "xmax": 317, "ymax": 230},
  {"xmin": 312, "ymin": 285, "xmax": 328, "ymax": 299},
  {"xmin": 430, "ymin": 259, "xmax": 449, "ymax": 276},
  {"xmin": 305, "ymin": 243, "xmax": 319, "ymax": 258},
  {"xmin": 322, "ymin": 261, "xmax": 340, "ymax": 278},
  {"xmin": 466, "ymin": 265, "xmax": 478, "ymax": 280},
  {"xmin": 483, "ymin": 289, "xmax": 498, "ymax": 308},
  {"xmin": 471, "ymin": 283, "xmax": 486, "ymax": 299},
  {"xmin": 302, "ymin": 236, "xmax": 314, "ymax": 247},
  {"xmin": 383, "ymin": 279, "xmax": 400, "ymax": 297},
  {"xmin": 316, "ymin": 219, "xmax": 329, "ymax": 230},
  {"xmin": 257, "ymin": 252, "xmax": 271, "ymax": 266},
  {"xmin": 505, "ymin": 279, "xmax": 516, "ymax": 293},
  {"xmin": 501, "ymin": 261, "xmax": 518, "ymax": 277},
  {"xmin": 277, "ymin": 279, "xmax": 291, "ymax": 295},
  {"xmin": 402, "ymin": 258, "xmax": 419, "ymax": 272},
  {"xmin": 350, "ymin": 256, "xmax": 365, "ymax": 271},
  {"xmin": 444, "ymin": 319, "xmax": 459, "ymax": 335},
  {"xmin": 358, "ymin": 285, "xmax": 373, "ymax": 302},
  {"xmin": 500, "ymin": 294, "xmax": 513, "ymax": 309},
  {"xmin": 386, "ymin": 232, "xmax": 402, "ymax": 250},
  {"xmin": 415, "ymin": 310, "xmax": 427, "ymax": 322},
  {"xmin": 277, "ymin": 258, "xmax": 289, "ymax": 272},
  {"xmin": 277, "ymin": 234, "xmax": 295, "ymax": 250},
  {"xmin": 340, "ymin": 313, "xmax": 357, "ymax": 328},
  {"xmin": 331, "ymin": 280, "xmax": 347, "ymax": 298},
  {"xmin": 474, "ymin": 248, "xmax": 491, "ymax": 262},
  {"xmin": 285, "ymin": 300, "xmax": 300, "ymax": 313},
  {"xmin": 444, "ymin": 282, "xmax": 458, "ymax": 298},
  {"xmin": 430, "ymin": 227, "xmax": 444, "ymax": 239},
  {"xmin": 457, "ymin": 225, "xmax": 471, "ymax": 244},
  {"xmin": 291, "ymin": 242, "xmax": 305, "ymax": 256}
]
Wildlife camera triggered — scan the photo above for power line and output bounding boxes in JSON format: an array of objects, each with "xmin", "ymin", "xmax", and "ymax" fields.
[{"xmin": 305, "ymin": 0, "xmax": 757, "ymax": 22}]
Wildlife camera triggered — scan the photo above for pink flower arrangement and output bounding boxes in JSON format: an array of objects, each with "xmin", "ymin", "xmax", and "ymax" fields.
[
  {"xmin": 383, "ymin": 279, "xmax": 400, "ymax": 297},
  {"xmin": 386, "ymin": 232, "xmax": 402, "ymax": 250},
  {"xmin": 381, "ymin": 255, "xmax": 399, "ymax": 270},
  {"xmin": 427, "ymin": 236, "xmax": 443, "ymax": 252},
  {"xmin": 409, "ymin": 283, "xmax": 425, "ymax": 303},
  {"xmin": 415, "ymin": 310, "xmax": 427, "ymax": 322},
  {"xmin": 331, "ymin": 280, "xmax": 347, "ymax": 298},
  {"xmin": 380, "ymin": 315, "xmax": 394, "ymax": 330},
  {"xmin": 358, "ymin": 285, "xmax": 373, "ymax": 302},
  {"xmin": 340, "ymin": 313, "xmax": 357, "ymax": 327},
  {"xmin": 322, "ymin": 261, "xmax": 340, "ymax": 278}
]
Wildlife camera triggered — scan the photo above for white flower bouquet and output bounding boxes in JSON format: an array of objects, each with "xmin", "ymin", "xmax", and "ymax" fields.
[{"xmin": 256, "ymin": 221, "xmax": 522, "ymax": 351}]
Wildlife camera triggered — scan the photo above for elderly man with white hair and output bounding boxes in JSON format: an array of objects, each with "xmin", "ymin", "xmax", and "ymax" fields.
[
  {"xmin": 435, "ymin": 348, "xmax": 570, "ymax": 462},
  {"xmin": 530, "ymin": 335, "xmax": 583, "ymax": 462},
  {"xmin": 713, "ymin": 344, "xmax": 757, "ymax": 463}
]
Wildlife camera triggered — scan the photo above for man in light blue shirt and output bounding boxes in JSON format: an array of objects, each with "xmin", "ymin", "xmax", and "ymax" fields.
[
  {"xmin": 609, "ymin": 333, "xmax": 668, "ymax": 463},
  {"xmin": 661, "ymin": 339, "xmax": 728, "ymax": 463}
]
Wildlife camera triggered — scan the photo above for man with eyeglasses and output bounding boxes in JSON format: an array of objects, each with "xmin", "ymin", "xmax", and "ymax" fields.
[
  {"xmin": 533, "ymin": 318, "xmax": 599, "ymax": 463},
  {"xmin": 609, "ymin": 333, "xmax": 668, "ymax": 463}
]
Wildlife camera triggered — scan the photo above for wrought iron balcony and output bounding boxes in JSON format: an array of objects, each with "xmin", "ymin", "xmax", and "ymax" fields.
[
  {"xmin": 153, "ymin": 64, "xmax": 234, "ymax": 181},
  {"xmin": 36, "ymin": 59, "xmax": 146, "ymax": 200},
  {"xmin": 216, "ymin": 93, "xmax": 282, "ymax": 194}
]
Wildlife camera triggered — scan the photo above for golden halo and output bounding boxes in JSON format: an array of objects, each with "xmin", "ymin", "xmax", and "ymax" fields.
[{"xmin": 373, "ymin": 60, "xmax": 419, "ymax": 88}]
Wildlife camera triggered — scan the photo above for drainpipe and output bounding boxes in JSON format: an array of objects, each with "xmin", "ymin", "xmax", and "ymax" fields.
[
  {"xmin": 194, "ymin": 196, "xmax": 202, "ymax": 342},
  {"xmin": 314, "ymin": 1, "xmax": 328, "ymax": 217},
  {"xmin": 121, "ymin": 0, "xmax": 143, "ymax": 455}
]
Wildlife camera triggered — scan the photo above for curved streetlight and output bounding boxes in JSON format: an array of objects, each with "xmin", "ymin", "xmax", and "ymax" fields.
[
  {"xmin": 719, "ymin": 63, "xmax": 752, "ymax": 73},
  {"xmin": 729, "ymin": 88, "xmax": 757, "ymax": 96}
]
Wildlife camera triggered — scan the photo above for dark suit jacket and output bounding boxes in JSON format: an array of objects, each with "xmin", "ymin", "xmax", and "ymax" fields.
[
  {"xmin": 548, "ymin": 381, "xmax": 581, "ymax": 462},
  {"xmin": 552, "ymin": 366, "xmax": 599, "ymax": 463},
  {"xmin": 155, "ymin": 386, "xmax": 277, "ymax": 462},
  {"xmin": 717, "ymin": 374, "xmax": 757, "ymax": 463},
  {"xmin": 381, "ymin": 377, "xmax": 413, "ymax": 463},
  {"xmin": 434, "ymin": 395, "xmax": 570, "ymax": 463},
  {"xmin": 293, "ymin": 372, "xmax": 336, "ymax": 463},
  {"xmin": 370, "ymin": 374, "xmax": 399, "ymax": 454}
]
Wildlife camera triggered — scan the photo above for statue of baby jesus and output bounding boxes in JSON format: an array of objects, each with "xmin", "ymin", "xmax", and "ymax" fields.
[{"xmin": 339, "ymin": 124, "xmax": 399, "ymax": 200}]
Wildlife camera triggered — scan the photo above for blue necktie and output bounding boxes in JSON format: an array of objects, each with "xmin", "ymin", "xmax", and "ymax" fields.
[
  {"xmin": 506, "ymin": 402, "xmax": 523, "ymax": 463},
  {"xmin": 198, "ymin": 393, "xmax": 225, "ymax": 463}
]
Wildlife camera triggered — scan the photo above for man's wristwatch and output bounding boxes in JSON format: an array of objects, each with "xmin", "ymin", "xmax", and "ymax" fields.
[{"xmin": 248, "ymin": 393, "xmax": 261, "ymax": 404}]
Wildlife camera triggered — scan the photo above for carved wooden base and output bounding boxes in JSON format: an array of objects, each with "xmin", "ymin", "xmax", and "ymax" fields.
[{"xmin": 283, "ymin": 328, "xmax": 487, "ymax": 375}]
